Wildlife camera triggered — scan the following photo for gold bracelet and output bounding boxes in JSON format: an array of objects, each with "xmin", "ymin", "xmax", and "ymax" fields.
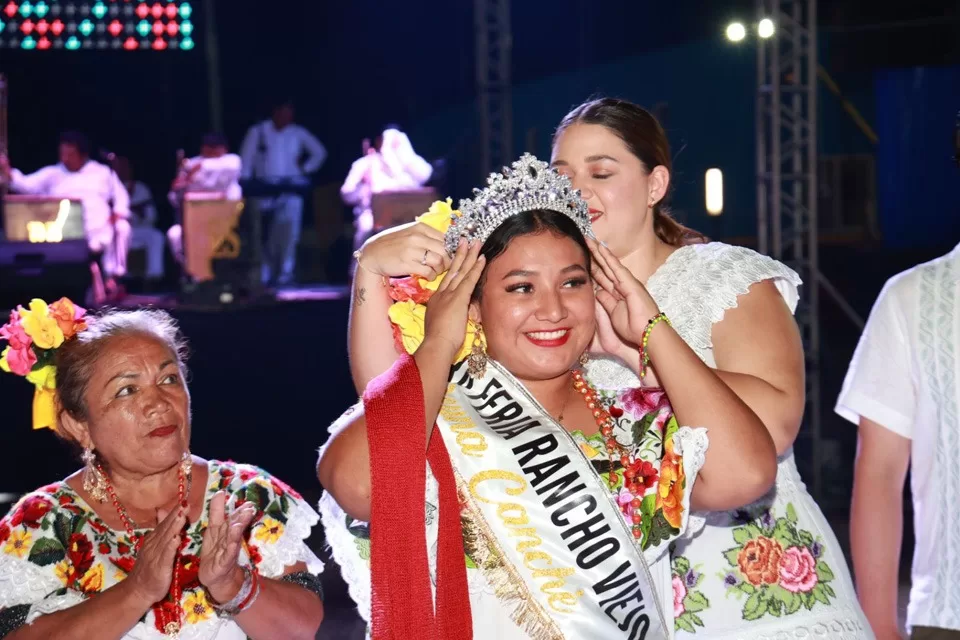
[{"xmin": 352, "ymin": 250, "xmax": 388, "ymax": 286}]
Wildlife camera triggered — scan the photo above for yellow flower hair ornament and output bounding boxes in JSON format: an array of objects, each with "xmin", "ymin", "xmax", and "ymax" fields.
[
  {"xmin": 387, "ymin": 199, "xmax": 484, "ymax": 362},
  {"xmin": 0, "ymin": 297, "xmax": 87, "ymax": 430}
]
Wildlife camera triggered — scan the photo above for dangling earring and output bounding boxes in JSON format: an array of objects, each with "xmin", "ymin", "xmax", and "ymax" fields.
[
  {"xmin": 81, "ymin": 446, "xmax": 108, "ymax": 503},
  {"xmin": 579, "ymin": 351, "xmax": 590, "ymax": 367},
  {"xmin": 467, "ymin": 326, "xmax": 488, "ymax": 380}
]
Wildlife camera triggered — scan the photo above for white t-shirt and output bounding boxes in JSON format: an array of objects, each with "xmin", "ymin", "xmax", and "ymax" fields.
[{"xmin": 836, "ymin": 243, "xmax": 960, "ymax": 632}]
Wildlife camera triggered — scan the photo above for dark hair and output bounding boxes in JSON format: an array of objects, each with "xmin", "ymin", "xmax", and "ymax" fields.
[
  {"xmin": 55, "ymin": 309, "xmax": 189, "ymax": 435},
  {"xmin": 474, "ymin": 209, "xmax": 591, "ymax": 298},
  {"xmin": 554, "ymin": 97, "xmax": 705, "ymax": 246},
  {"xmin": 59, "ymin": 131, "xmax": 91, "ymax": 157},
  {"xmin": 201, "ymin": 132, "xmax": 228, "ymax": 148}
]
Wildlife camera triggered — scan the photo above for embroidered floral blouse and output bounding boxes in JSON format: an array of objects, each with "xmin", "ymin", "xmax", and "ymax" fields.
[{"xmin": 0, "ymin": 460, "xmax": 323, "ymax": 640}]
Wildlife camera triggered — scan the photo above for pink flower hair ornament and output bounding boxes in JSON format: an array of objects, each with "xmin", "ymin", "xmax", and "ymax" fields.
[{"xmin": 0, "ymin": 297, "xmax": 87, "ymax": 430}]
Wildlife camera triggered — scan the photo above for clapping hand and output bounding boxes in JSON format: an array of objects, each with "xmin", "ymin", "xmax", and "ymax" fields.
[
  {"xmin": 125, "ymin": 507, "xmax": 187, "ymax": 605},
  {"xmin": 198, "ymin": 492, "xmax": 258, "ymax": 604}
]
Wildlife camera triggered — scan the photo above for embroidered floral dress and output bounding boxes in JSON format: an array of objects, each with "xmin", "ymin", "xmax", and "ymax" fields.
[
  {"xmin": 586, "ymin": 243, "xmax": 872, "ymax": 640},
  {"xmin": 0, "ymin": 460, "xmax": 323, "ymax": 640},
  {"xmin": 319, "ymin": 379, "xmax": 708, "ymax": 639}
]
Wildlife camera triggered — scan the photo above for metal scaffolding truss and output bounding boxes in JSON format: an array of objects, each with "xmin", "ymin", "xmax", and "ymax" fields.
[
  {"xmin": 474, "ymin": 0, "xmax": 513, "ymax": 175},
  {"xmin": 756, "ymin": 0, "xmax": 823, "ymax": 498}
]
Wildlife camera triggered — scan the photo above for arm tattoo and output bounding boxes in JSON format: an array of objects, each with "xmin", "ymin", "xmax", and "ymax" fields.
[{"xmin": 356, "ymin": 286, "xmax": 367, "ymax": 306}]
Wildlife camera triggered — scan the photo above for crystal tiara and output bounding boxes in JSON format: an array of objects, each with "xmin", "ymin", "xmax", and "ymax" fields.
[{"xmin": 444, "ymin": 153, "xmax": 594, "ymax": 255}]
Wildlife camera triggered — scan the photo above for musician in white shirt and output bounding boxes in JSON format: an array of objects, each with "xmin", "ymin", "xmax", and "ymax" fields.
[
  {"xmin": 166, "ymin": 133, "xmax": 243, "ymax": 266},
  {"xmin": 240, "ymin": 100, "xmax": 327, "ymax": 286},
  {"xmin": 114, "ymin": 156, "xmax": 164, "ymax": 282},
  {"xmin": 0, "ymin": 132, "xmax": 131, "ymax": 284},
  {"xmin": 341, "ymin": 126, "xmax": 433, "ymax": 255}
]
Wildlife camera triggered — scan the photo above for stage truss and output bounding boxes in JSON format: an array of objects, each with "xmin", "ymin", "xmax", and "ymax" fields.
[{"xmin": 473, "ymin": 0, "xmax": 512, "ymax": 176}]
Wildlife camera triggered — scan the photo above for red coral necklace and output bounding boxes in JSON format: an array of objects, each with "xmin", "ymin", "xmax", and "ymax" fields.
[{"xmin": 99, "ymin": 456, "xmax": 192, "ymax": 638}]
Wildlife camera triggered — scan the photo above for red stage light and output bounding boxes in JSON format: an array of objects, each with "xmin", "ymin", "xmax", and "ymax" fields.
[
  {"xmin": 150, "ymin": 2, "xmax": 162, "ymax": 18},
  {"xmin": 50, "ymin": 19, "xmax": 63, "ymax": 35},
  {"xmin": 35, "ymin": 18, "xmax": 48, "ymax": 34},
  {"xmin": 19, "ymin": 19, "xmax": 33, "ymax": 34},
  {"xmin": 123, "ymin": 35, "xmax": 137, "ymax": 49},
  {"xmin": 165, "ymin": 21, "xmax": 177, "ymax": 36},
  {"xmin": 164, "ymin": 3, "xmax": 176, "ymax": 19},
  {"xmin": 108, "ymin": 19, "xmax": 121, "ymax": 36},
  {"xmin": 151, "ymin": 19, "xmax": 161, "ymax": 35},
  {"xmin": 151, "ymin": 37, "xmax": 166, "ymax": 50},
  {"xmin": 37, "ymin": 36, "xmax": 50, "ymax": 49},
  {"xmin": 135, "ymin": 3, "xmax": 148, "ymax": 18},
  {"xmin": 3, "ymin": 2, "xmax": 18, "ymax": 18}
]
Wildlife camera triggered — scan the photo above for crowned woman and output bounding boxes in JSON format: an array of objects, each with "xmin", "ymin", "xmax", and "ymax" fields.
[{"xmin": 317, "ymin": 154, "xmax": 779, "ymax": 639}]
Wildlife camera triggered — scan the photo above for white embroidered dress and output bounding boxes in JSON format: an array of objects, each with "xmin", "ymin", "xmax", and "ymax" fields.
[{"xmin": 585, "ymin": 243, "xmax": 873, "ymax": 639}]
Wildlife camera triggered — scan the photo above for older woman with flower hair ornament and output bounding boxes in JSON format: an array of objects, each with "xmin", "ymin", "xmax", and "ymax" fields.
[{"xmin": 0, "ymin": 301, "xmax": 324, "ymax": 640}]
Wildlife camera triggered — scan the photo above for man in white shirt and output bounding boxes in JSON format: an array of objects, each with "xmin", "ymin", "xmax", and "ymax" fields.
[
  {"xmin": 166, "ymin": 133, "xmax": 243, "ymax": 267},
  {"xmin": 836, "ymin": 244, "xmax": 960, "ymax": 640},
  {"xmin": 114, "ymin": 156, "xmax": 164, "ymax": 282},
  {"xmin": 240, "ymin": 100, "xmax": 327, "ymax": 286},
  {"xmin": 0, "ymin": 131, "xmax": 131, "ymax": 285},
  {"xmin": 341, "ymin": 126, "xmax": 433, "ymax": 256}
]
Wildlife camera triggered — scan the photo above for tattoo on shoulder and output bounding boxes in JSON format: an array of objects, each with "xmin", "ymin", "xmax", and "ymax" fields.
[{"xmin": 356, "ymin": 286, "xmax": 367, "ymax": 306}]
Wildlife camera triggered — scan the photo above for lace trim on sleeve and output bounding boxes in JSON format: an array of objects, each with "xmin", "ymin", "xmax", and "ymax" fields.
[
  {"xmin": 647, "ymin": 243, "xmax": 802, "ymax": 359},
  {"xmin": 24, "ymin": 591, "xmax": 86, "ymax": 625},
  {"xmin": 0, "ymin": 554, "xmax": 65, "ymax": 609},
  {"xmin": 673, "ymin": 426, "xmax": 710, "ymax": 540},
  {"xmin": 255, "ymin": 492, "xmax": 324, "ymax": 578},
  {"xmin": 318, "ymin": 491, "xmax": 372, "ymax": 623}
]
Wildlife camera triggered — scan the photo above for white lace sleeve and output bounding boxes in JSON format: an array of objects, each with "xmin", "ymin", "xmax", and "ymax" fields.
[
  {"xmin": 647, "ymin": 242, "xmax": 802, "ymax": 360},
  {"xmin": 222, "ymin": 465, "xmax": 324, "ymax": 579},
  {"xmin": 318, "ymin": 491, "xmax": 372, "ymax": 623},
  {"xmin": 672, "ymin": 427, "xmax": 710, "ymax": 539},
  {"xmin": 0, "ymin": 553, "xmax": 68, "ymax": 609}
]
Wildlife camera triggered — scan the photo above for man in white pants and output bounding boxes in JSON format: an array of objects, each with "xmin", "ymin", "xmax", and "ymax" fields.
[
  {"xmin": 114, "ymin": 156, "xmax": 164, "ymax": 283},
  {"xmin": 240, "ymin": 100, "xmax": 327, "ymax": 286},
  {"xmin": 0, "ymin": 132, "xmax": 130, "ymax": 296}
]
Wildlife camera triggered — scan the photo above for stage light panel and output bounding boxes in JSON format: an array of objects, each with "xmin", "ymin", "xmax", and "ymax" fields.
[{"xmin": 0, "ymin": 0, "xmax": 195, "ymax": 50}]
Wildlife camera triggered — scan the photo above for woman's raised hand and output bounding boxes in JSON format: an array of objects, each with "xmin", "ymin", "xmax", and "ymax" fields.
[
  {"xmin": 125, "ymin": 507, "xmax": 187, "ymax": 605},
  {"xmin": 422, "ymin": 240, "xmax": 485, "ymax": 359},
  {"xmin": 356, "ymin": 221, "xmax": 452, "ymax": 281},
  {"xmin": 590, "ymin": 238, "xmax": 661, "ymax": 346},
  {"xmin": 198, "ymin": 491, "xmax": 258, "ymax": 604}
]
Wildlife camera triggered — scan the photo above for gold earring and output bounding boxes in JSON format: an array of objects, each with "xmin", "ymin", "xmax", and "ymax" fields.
[
  {"xmin": 579, "ymin": 352, "xmax": 590, "ymax": 367},
  {"xmin": 467, "ymin": 326, "xmax": 488, "ymax": 379},
  {"xmin": 81, "ymin": 446, "xmax": 108, "ymax": 503}
]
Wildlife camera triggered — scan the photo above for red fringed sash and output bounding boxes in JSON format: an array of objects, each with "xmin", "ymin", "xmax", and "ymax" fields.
[{"xmin": 365, "ymin": 354, "xmax": 473, "ymax": 640}]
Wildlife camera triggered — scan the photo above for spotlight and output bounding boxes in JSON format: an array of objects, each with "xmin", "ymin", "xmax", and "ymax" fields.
[
  {"xmin": 725, "ymin": 22, "xmax": 746, "ymax": 42},
  {"xmin": 758, "ymin": 18, "xmax": 775, "ymax": 38}
]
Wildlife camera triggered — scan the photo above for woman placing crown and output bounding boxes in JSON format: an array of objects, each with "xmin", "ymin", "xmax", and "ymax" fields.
[
  {"xmin": 317, "ymin": 154, "xmax": 777, "ymax": 638},
  {"xmin": 0, "ymin": 303, "xmax": 324, "ymax": 639}
]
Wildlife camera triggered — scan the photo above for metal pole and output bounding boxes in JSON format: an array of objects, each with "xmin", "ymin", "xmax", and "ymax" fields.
[{"xmin": 203, "ymin": 0, "xmax": 224, "ymax": 133}]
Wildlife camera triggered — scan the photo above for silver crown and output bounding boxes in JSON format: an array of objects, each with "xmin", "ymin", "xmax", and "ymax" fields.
[{"xmin": 444, "ymin": 153, "xmax": 594, "ymax": 255}]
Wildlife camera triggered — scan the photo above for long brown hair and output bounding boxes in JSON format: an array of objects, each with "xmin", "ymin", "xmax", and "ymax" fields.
[{"xmin": 554, "ymin": 97, "xmax": 706, "ymax": 247}]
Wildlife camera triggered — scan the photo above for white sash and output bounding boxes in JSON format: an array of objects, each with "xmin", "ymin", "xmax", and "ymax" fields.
[{"xmin": 434, "ymin": 359, "xmax": 669, "ymax": 640}]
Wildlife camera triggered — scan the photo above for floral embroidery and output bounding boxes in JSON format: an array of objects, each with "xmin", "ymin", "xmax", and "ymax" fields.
[
  {"xmin": 721, "ymin": 503, "xmax": 837, "ymax": 619},
  {"xmin": 0, "ymin": 460, "xmax": 309, "ymax": 632},
  {"xmin": 672, "ymin": 555, "xmax": 710, "ymax": 633},
  {"xmin": 571, "ymin": 385, "xmax": 685, "ymax": 552}
]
